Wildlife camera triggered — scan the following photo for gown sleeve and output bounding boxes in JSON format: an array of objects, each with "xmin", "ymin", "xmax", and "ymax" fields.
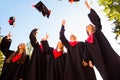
[
  {"xmin": 60, "ymin": 25, "xmax": 70, "ymax": 49},
  {"xmin": 79, "ymin": 42, "xmax": 89, "ymax": 62},
  {"xmin": 0, "ymin": 36, "xmax": 12, "ymax": 57},
  {"xmin": 83, "ymin": 42, "xmax": 94, "ymax": 64},
  {"xmin": 88, "ymin": 9, "xmax": 102, "ymax": 30},
  {"xmin": 29, "ymin": 29, "xmax": 38, "ymax": 47}
]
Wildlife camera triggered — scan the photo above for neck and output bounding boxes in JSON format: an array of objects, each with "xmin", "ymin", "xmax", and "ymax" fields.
[
  {"xmin": 19, "ymin": 49, "xmax": 24, "ymax": 54},
  {"xmin": 70, "ymin": 40, "xmax": 76, "ymax": 42},
  {"xmin": 88, "ymin": 31, "xmax": 93, "ymax": 35}
]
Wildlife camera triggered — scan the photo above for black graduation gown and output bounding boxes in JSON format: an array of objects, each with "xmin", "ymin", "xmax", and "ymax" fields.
[
  {"xmin": 60, "ymin": 26, "xmax": 88, "ymax": 80},
  {"xmin": 85, "ymin": 9, "xmax": 120, "ymax": 80},
  {"xmin": 53, "ymin": 52, "xmax": 66, "ymax": 80},
  {"xmin": 0, "ymin": 36, "xmax": 30, "ymax": 80},
  {"xmin": 28, "ymin": 29, "xmax": 46, "ymax": 80},
  {"xmin": 81, "ymin": 42, "xmax": 97, "ymax": 80},
  {"xmin": 41, "ymin": 40, "xmax": 66, "ymax": 80}
]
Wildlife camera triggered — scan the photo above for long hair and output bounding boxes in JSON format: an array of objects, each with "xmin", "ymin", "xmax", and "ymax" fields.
[
  {"xmin": 56, "ymin": 41, "xmax": 64, "ymax": 52},
  {"xmin": 6, "ymin": 43, "xmax": 27, "ymax": 64}
]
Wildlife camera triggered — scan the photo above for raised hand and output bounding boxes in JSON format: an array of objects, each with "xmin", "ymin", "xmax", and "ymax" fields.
[
  {"xmin": 41, "ymin": 33, "xmax": 49, "ymax": 41},
  {"xmin": 85, "ymin": 0, "xmax": 91, "ymax": 10},
  {"xmin": 62, "ymin": 20, "xmax": 66, "ymax": 26},
  {"xmin": 6, "ymin": 32, "xmax": 12, "ymax": 39},
  {"xmin": 45, "ymin": 32, "xmax": 49, "ymax": 40}
]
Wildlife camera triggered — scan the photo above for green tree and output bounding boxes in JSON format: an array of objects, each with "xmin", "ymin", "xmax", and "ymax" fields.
[
  {"xmin": 26, "ymin": 42, "xmax": 33, "ymax": 58},
  {"xmin": 0, "ymin": 30, "xmax": 4, "ymax": 75},
  {"xmin": 0, "ymin": 51, "xmax": 4, "ymax": 75},
  {"xmin": 98, "ymin": 0, "xmax": 120, "ymax": 40}
]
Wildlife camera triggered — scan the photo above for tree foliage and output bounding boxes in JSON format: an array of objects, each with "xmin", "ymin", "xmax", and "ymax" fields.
[
  {"xmin": 0, "ymin": 35, "xmax": 4, "ymax": 75},
  {"xmin": 0, "ymin": 51, "xmax": 4, "ymax": 75},
  {"xmin": 98, "ymin": 0, "xmax": 120, "ymax": 40},
  {"xmin": 26, "ymin": 42, "xmax": 33, "ymax": 58}
]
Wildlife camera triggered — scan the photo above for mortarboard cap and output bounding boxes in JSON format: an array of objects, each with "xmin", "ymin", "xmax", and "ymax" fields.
[
  {"xmin": 33, "ymin": 1, "xmax": 51, "ymax": 18},
  {"xmin": 69, "ymin": 0, "xmax": 80, "ymax": 3},
  {"xmin": 8, "ymin": 16, "xmax": 16, "ymax": 27}
]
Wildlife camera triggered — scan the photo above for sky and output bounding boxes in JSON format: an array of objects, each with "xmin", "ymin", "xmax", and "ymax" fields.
[{"xmin": 0, "ymin": 0, "xmax": 120, "ymax": 79}]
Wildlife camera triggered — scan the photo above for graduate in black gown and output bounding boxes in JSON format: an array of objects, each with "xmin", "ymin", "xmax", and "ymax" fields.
[
  {"xmin": 85, "ymin": 1, "xmax": 120, "ymax": 80},
  {"xmin": 82, "ymin": 43, "xmax": 97, "ymax": 80},
  {"xmin": 0, "ymin": 32, "xmax": 30, "ymax": 80},
  {"xmin": 60, "ymin": 20, "xmax": 97, "ymax": 80},
  {"xmin": 28, "ymin": 28, "xmax": 47, "ymax": 80},
  {"xmin": 41, "ymin": 33, "xmax": 66, "ymax": 80}
]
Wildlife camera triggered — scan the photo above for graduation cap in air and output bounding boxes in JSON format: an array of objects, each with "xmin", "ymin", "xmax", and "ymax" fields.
[
  {"xmin": 33, "ymin": 1, "xmax": 51, "ymax": 18},
  {"xmin": 8, "ymin": 16, "xmax": 16, "ymax": 27},
  {"xmin": 69, "ymin": 0, "xmax": 80, "ymax": 3}
]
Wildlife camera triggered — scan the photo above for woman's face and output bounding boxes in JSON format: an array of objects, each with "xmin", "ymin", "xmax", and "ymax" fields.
[
  {"xmin": 70, "ymin": 35, "xmax": 76, "ymax": 42},
  {"xmin": 18, "ymin": 43, "xmax": 26, "ymax": 50}
]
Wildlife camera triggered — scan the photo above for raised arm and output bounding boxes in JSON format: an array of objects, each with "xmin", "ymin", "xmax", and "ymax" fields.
[
  {"xmin": 0, "ymin": 32, "xmax": 12, "ymax": 56},
  {"xmin": 29, "ymin": 28, "xmax": 39, "ymax": 47},
  {"xmin": 59, "ymin": 20, "xmax": 70, "ymax": 49},
  {"xmin": 41, "ymin": 33, "xmax": 53, "ymax": 54},
  {"xmin": 85, "ymin": 0, "xmax": 102, "ymax": 30}
]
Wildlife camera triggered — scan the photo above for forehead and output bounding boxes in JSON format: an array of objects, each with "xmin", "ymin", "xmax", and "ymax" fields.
[
  {"xmin": 70, "ymin": 35, "xmax": 76, "ymax": 38},
  {"xmin": 58, "ymin": 42, "xmax": 63, "ymax": 45},
  {"xmin": 87, "ymin": 24, "xmax": 94, "ymax": 27},
  {"xmin": 58, "ymin": 41, "xmax": 62, "ymax": 44},
  {"xmin": 19, "ymin": 43, "xmax": 25, "ymax": 46}
]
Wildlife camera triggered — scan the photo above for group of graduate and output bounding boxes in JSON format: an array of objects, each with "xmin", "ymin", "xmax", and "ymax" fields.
[{"xmin": 0, "ymin": 0, "xmax": 120, "ymax": 80}]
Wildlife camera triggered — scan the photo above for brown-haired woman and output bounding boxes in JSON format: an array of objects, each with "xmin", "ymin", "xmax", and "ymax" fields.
[{"xmin": 0, "ymin": 32, "xmax": 30, "ymax": 80}]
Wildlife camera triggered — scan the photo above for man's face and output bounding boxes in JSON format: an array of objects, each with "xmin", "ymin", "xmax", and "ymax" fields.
[
  {"xmin": 70, "ymin": 35, "xmax": 76, "ymax": 42},
  {"xmin": 57, "ymin": 41, "xmax": 63, "ymax": 49},
  {"xmin": 86, "ymin": 25, "xmax": 94, "ymax": 33}
]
